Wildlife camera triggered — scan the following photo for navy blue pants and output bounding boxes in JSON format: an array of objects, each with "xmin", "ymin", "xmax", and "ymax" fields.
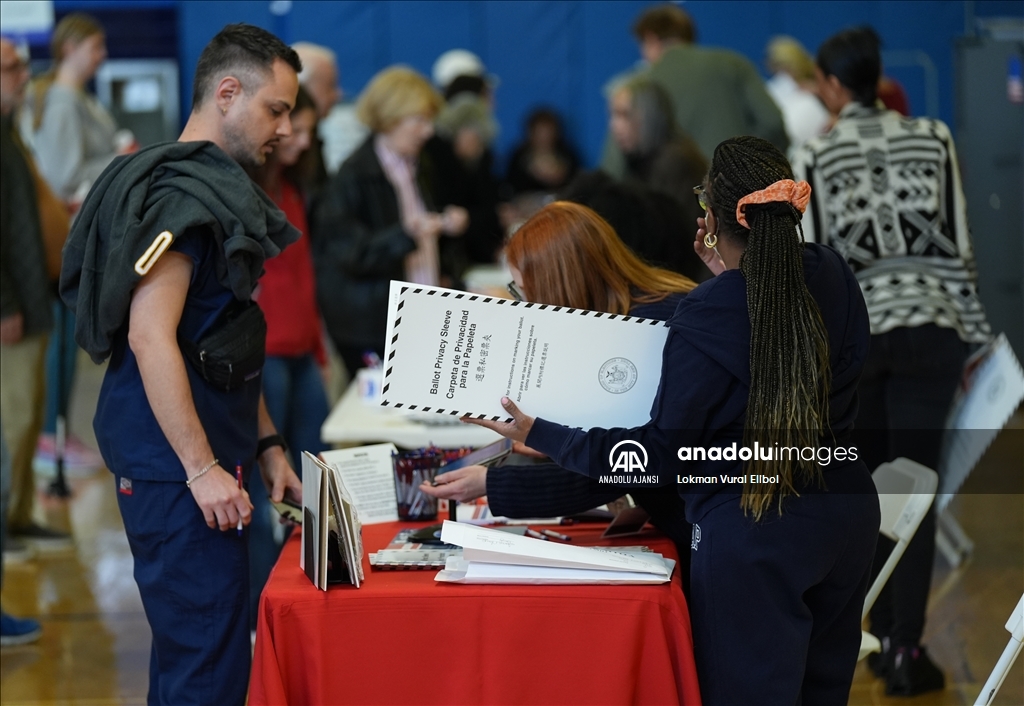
[
  {"xmin": 688, "ymin": 465, "xmax": 879, "ymax": 705},
  {"xmin": 116, "ymin": 475, "xmax": 250, "ymax": 706}
]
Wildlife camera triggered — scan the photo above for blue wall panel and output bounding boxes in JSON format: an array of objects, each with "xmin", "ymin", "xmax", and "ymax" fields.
[
  {"xmin": 286, "ymin": 2, "xmax": 380, "ymax": 100},
  {"xmin": 766, "ymin": 0, "xmax": 967, "ymax": 138},
  {"xmin": 177, "ymin": 1, "xmax": 274, "ymax": 113},
  {"xmin": 46, "ymin": 0, "xmax": 1023, "ymax": 169},
  {"xmin": 387, "ymin": 1, "xmax": 476, "ymax": 78},
  {"xmin": 483, "ymin": 1, "xmax": 582, "ymax": 169},
  {"xmin": 578, "ymin": 2, "xmax": 653, "ymax": 168}
]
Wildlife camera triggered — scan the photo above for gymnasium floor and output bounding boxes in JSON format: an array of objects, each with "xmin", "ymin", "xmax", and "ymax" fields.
[{"xmin": 1, "ymin": 354, "xmax": 1021, "ymax": 706}]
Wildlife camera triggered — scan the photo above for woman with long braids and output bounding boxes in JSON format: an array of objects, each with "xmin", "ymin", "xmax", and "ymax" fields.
[{"xmin": 469, "ymin": 136, "xmax": 879, "ymax": 704}]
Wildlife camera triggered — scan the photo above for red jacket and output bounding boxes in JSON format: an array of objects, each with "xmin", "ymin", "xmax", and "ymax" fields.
[{"xmin": 255, "ymin": 179, "xmax": 326, "ymax": 364}]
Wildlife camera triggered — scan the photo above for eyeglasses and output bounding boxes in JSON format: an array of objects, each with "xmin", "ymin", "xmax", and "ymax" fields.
[
  {"xmin": 692, "ymin": 185, "xmax": 708, "ymax": 212},
  {"xmin": 0, "ymin": 58, "xmax": 29, "ymax": 74},
  {"xmin": 507, "ymin": 281, "xmax": 524, "ymax": 302}
]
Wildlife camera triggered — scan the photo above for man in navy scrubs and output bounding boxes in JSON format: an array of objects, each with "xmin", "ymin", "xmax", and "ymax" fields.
[{"xmin": 60, "ymin": 25, "xmax": 303, "ymax": 705}]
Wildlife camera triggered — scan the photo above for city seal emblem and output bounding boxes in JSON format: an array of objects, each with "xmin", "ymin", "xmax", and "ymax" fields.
[{"xmin": 598, "ymin": 357, "xmax": 638, "ymax": 394}]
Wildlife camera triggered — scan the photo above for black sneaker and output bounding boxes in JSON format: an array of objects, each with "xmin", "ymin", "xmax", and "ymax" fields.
[
  {"xmin": 11, "ymin": 523, "xmax": 74, "ymax": 552},
  {"xmin": 2, "ymin": 536, "xmax": 35, "ymax": 562},
  {"xmin": 886, "ymin": 645, "xmax": 945, "ymax": 696},
  {"xmin": 867, "ymin": 635, "xmax": 893, "ymax": 678}
]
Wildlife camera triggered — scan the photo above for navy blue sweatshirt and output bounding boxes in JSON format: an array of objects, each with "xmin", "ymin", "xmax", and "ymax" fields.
[{"xmin": 525, "ymin": 243, "xmax": 870, "ymax": 524}]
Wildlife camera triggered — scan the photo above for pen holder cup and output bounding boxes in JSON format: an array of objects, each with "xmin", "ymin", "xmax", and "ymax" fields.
[
  {"xmin": 393, "ymin": 449, "xmax": 445, "ymax": 521},
  {"xmin": 356, "ymin": 367, "xmax": 383, "ymax": 406}
]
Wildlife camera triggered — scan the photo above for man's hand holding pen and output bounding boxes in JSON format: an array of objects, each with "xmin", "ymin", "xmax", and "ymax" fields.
[{"xmin": 188, "ymin": 463, "xmax": 252, "ymax": 532}]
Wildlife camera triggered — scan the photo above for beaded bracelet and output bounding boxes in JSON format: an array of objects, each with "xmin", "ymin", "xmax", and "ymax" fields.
[{"xmin": 186, "ymin": 459, "xmax": 219, "ymax": 488}]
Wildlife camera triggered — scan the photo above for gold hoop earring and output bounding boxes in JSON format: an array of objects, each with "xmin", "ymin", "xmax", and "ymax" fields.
[
  {"xmin": 220, "ymin": 106, "xmax": 227, "ymax": 116},
  {"xmin": 703, "ymin": 232, "xmax": 718, "ymax": 249}
]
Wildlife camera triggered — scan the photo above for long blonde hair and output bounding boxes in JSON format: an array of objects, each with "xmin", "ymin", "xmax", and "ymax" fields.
[
  {"xmin": 505, "ymin": 201, "xmax": 696, "ymax": 314},
  {"xmin": 30, "ymin": 13, "xmax": 103, "ymax": 130}
]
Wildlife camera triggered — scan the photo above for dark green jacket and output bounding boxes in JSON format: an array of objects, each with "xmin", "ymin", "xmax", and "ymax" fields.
[
  {"xmin": 602, "ymin": 44, "xmax": 789, "ymax": 176},
  {"xmin": 60, "ymin": 140, "xmax": 299, "ymax": 363}
]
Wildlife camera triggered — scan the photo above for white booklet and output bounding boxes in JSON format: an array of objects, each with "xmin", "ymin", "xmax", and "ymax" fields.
[
  {"xmin": 437, "ymin": 557, "xmax": 675, "ymax": 585},
  {"xmin": 300, "ymin": 452, "xmax": 364, "ymax": 590},
  {"xmin": 435, "ymin": 521, "xmax": 673, "ymax": 585},
  {"xmin": 381, "ymin": 280, "xmax": 670, "ymax": 429}
]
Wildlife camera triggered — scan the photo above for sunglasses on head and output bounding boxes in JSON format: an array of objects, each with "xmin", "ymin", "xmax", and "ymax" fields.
[{"xmin": 692, "ymin": 185, "xmax": 708, "ymax": 212}]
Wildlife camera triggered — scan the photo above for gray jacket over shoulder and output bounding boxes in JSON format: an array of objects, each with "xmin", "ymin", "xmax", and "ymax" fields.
[{"xmin": 60, "ymin": 140, "xmax": 299, "ymax": 363}]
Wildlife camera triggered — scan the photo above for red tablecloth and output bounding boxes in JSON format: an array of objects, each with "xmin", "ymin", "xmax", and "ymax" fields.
[{"xmin": 251, "ymin": 522, "xmax": 702, "ymax": 705}]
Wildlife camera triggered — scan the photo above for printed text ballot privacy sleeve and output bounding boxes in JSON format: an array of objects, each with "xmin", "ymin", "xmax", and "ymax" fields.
[{"xmin": 381, "ymin": 281, "xmax": 669, "ymax": 430}]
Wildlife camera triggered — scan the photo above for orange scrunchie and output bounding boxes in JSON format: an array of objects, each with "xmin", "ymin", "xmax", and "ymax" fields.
[{"xmin": 735, "ymin": 179, "xmax": 812, "ymax": 229}]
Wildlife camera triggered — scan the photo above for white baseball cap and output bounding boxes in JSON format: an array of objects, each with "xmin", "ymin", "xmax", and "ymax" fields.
[{"xmin": 432, "ymin": 49, "xmax": 496, "ymax": 90}]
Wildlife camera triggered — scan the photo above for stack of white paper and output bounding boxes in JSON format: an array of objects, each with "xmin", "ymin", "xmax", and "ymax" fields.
[
  {"xmin": 435, "ymin": 521, "xmax": 674, "ymax": 585},
  {"xmin": 321, "ymin": 444, "xmax": 399, "ymax": 525}
]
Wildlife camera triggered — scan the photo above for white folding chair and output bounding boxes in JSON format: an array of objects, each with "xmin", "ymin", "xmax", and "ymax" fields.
[
  {"xmin": 858, "ymin": 458, "xmax": 938, "ymax": 661},
  {"xmin": 974, "ymin": 593, "xmax": 1024, "ymax": 706}
]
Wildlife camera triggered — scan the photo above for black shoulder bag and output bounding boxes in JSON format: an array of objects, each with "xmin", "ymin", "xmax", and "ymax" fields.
[{"xmin": 179, "ymin": 300, "xmax": 267, "ymax": 392}]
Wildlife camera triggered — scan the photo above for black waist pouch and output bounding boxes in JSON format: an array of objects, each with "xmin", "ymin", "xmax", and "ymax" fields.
[{"xmin": 179, "ymin": 300, "xmax": 267, "ymax": 391}]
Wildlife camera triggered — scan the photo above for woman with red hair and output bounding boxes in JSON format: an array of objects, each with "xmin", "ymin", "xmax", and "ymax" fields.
[
  {"xmin": 503, "ymin": 201, "xmax": 695, "ymax": 314},
  {"xmin": 423, "ymin": 201, "xmax": 698, "ymax": 563}
]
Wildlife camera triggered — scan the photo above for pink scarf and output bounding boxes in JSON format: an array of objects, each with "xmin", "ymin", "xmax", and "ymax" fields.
[{"xmin": 375, "ymin": 135, "xmax": 438, "ymax": 285}]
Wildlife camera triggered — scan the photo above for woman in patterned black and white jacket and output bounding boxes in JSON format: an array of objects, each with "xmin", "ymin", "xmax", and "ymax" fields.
[{"xmin": 791, "ymin": 25, "xmax": 991, "ymax": 698}]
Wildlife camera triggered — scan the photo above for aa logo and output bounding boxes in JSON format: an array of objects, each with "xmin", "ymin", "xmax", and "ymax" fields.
[
  {"xmin": 691, "ymin": 523, "xmax": 701, "ymax": 551},
  {"xmin": 608, "ymin": 440, "xmax": 648, "ymax": 473}
]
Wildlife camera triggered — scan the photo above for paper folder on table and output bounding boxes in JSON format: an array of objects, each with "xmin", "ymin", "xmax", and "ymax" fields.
[{"xmin": 435, "ymin": 521, "xmax": 674, "ymax": 585}]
